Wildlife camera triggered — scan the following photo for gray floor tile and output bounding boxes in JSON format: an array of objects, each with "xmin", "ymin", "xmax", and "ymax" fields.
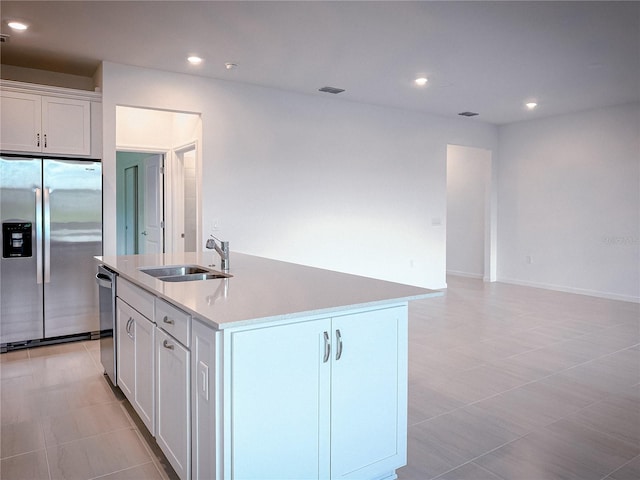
[
  {"xmin": 47, "ymin": 428, "xmax": 151, "ymax": 480},
  {"xmin": 416, "ymin": 406, "xmax": 522, "ymax": 462},
  {"xmin": 0, "ymin": 449, "xmax": 50, "ymax": 480},
  {"xmin": 408, "ymin": 381, "xmax": 465, "ymax": 425},
  {"xmin": 607, "ymin": 455, "xmax": 640, "ymax": 480},
  {"xmin": 41, "ymin": 401, "xmax": 133, "ymax": 446},
  {"xmin": 400, "ymin": 421, "xmax": 468, "ymax": 479},
  {"xmin": 93, "ymin": 461, "xmax": 164, "ymax": 480},
  {"xmin": 475, "ymin": 431, "xmax": 605, "ymax": 480},
  {"xmin": 0, "ymin": 419, "xmax": 46, "ymax": 459},
  {"xmin": 543, "ymin": 418, "xmax": 640, "ymax": 476},
  {"xmin": 436, "ymin": 461, "xmax": 506, "ymax": 480},
  {"xmin": 567, "ymin": 392, "xmax": 640, "ymax": 447}
]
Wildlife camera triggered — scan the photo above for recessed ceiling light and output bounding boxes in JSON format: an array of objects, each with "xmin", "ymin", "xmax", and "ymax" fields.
[
  {"xmin": 225, "ymin": 62, "xmax": 238, "ymax": 70},
  {"xmin": 526, "ymin": 102, "xmax": 538, "ymax": 110},
  {"xmin": 187, "ymin": 56, "xmax": 203, "ymax": 65},
  {"xmin": 8, "ymin": 21, "xmax": 28, "ymax": 31},
  {"xmin": 414, "ymin": 77, "xmax": 428, "ymax": 86}
]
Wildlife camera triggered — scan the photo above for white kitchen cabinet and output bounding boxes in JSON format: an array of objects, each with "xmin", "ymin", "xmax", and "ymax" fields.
[
  {"xmin": 225, "ymin": 304, "xmax": 408, "ymax": 480},
  {"xmin": 0, "ymin": 91, "xmax": 41, "ymax": 153},
  {"xmin": 330, "ymin": 307, "xmax": 407, "ymax": 479},
  {"xmin": 0, "ymin": 89, "xmax": 91, "ymax": 156},
  {"xmin": 116, "ymin": 298, "xmax": 135, "ymax": 400},
  {"xmin": 156, "ymin": 323, "xmax": 191, "ymax": 480},
  {"xmin": 115, "ymin": 296, "xmax": 155, "ymax": 434},
  {"xmin": 228, "ymin": 317, "xmax": 332, "ymax": 479}
]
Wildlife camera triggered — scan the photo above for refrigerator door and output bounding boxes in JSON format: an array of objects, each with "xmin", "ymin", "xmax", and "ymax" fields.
[
  {"xmin": 0, "ymin": 156, "xmax": 44, "ymax": 343},
  {"xmin": 43, "ymin": 159, "xmax": 102, "ymax": 338}
]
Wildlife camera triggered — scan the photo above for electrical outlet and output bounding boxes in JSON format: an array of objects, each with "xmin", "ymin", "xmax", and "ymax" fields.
[{"xmin": 212, "ymin": 219, "xmax": 220, "ymax": 231}]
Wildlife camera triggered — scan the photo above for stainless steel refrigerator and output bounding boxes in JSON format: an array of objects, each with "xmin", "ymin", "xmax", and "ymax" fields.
[{"xmin": 0, "ymin": 155, "xmax": 102, "ymax": 347}]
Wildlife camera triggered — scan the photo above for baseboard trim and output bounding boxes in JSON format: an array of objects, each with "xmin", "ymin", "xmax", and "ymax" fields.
[
  {"xmin": 446, "ymin": 270, "xmax": 483, "ymax": 280},
  {"xmin": 497, "ymin": 277, "xmax": 640, "ymax": 304}
]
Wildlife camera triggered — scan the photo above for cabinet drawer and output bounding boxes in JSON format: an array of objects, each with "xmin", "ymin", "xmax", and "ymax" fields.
[
  {"xmin": 155, "ymin": 297, "xmax": 190, "ymax": 347},
  {"xmin": 118, "ymin": 277, "xmax": 154, "ymax": 319}
]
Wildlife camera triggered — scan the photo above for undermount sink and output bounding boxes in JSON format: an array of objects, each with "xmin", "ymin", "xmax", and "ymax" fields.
[
  {"xmin": 162, "ymin": 272, "xmax": 230, "ymax": 282},
  {"xmin": 140, "ymin": 265, "xmax": 231, "ymax": 282}
]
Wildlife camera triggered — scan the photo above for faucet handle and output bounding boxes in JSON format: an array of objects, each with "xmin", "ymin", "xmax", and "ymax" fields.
[{"xmin": 205, "ymin": 237, "xmax": 216, "ymax": 249}]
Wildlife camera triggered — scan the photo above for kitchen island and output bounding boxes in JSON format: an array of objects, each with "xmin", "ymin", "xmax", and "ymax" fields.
[{"xmin": 97, "ymin": 252, "xmax": 441, "ymax": 480}]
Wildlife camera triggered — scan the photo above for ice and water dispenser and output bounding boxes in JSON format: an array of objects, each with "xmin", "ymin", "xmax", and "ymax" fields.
[{"xmin": 2, "ymin": 222, "xmax": 32, "ymax": 258}]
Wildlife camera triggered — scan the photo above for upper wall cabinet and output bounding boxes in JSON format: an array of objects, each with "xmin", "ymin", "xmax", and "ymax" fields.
[{"xmin": 0, "ymin": 80, "xmax": 101, "ymax": 157}]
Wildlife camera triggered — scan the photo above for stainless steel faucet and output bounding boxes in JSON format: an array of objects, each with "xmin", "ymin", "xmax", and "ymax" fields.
[{"xmin": 206, "ymin": 235, "xmax": 230, "ymax": 272}]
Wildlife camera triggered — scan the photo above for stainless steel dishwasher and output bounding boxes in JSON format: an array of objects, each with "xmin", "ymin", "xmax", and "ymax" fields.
[{"xmin": 96, "ymin": 265, "xmax": 117, "ymax": 385}]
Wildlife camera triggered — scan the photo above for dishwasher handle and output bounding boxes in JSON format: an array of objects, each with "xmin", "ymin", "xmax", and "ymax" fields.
[{"xmin": 96, "ymin": 273, "xmax": 113, "ymax": 288}]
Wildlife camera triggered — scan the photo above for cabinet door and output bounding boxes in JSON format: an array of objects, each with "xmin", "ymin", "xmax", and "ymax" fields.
[
  {"xmin": 156, "ymin": 328, "xmax": 190, "ymax": 480},
  {"xmin": 192, "ymin": 319, "xmax": 221, "ymax": 480},
  {"xmin": 41, "ymin": 96, "xmax": 91, "ymax": 155},
  {"xmin": 116, "ymin": 299, "xmax": 135, "ymax": 400},
  {"xmin": 330, "ymin": 306, "xmax": 408, "ymax": 479},
  {"xmin": 134, "ymin": 313, "xmax": 155, "ymax": 434},
  {"xmin": 0, "ymin": 91, "xmax": 41, "ymax": 152},
  {"xmin": 229, "ymin": 318, "xmax": 332, "ymax": 479}
]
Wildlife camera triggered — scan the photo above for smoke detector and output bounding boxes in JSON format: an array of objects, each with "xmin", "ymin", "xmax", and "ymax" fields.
[{"xmin": 458, "ymin": 111, "xmax": 479, "ymax": 117}]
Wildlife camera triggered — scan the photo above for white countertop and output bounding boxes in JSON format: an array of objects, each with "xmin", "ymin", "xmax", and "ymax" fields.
[{"xmin": 96, "ymin": 252, "xmax": 441, "ymax": 329}]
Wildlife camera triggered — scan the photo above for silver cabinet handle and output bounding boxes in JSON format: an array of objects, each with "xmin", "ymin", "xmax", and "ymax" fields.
[
  {"xmin": 43, "ymin": 187, "xmax": 51, "ymax": 283},
  {"xmin": 141, "ymin": 231, "xmax": 148, "ymax": 236},
  {"xmin": 323, "ymin": 331, "xmax": 330, "ymax": 363},
  {"xmin": 163, "ymin": 339, "xmax": 174, "ymax": 350},
  {"xmin": 36, "ymin": 133, "xmax": 40, "ymax": 147},
  {"xmin": 35, "ymin": 188, "xmax": 43, "ymax": 284},
  {"xmin": 95, "ymin": 273, "xmax": 112, "ymax": 288},
  {"xmin": 44, "ymin": 134, "xmax": 47, "ymax": 148},
  {"xmin": 126, "ymin": 317, "xmax": 134, "ymax": 340},
  {"xmin": 335, "ymin": 329, "xmax": 343, "ymax": 361},
  {"xmin": 163, "ymin": 316, "xmax": 174, "ymax": 325}
]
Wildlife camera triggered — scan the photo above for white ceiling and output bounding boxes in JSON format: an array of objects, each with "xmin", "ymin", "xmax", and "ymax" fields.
[{"xmin": 1, "ymin": 1, "xmax": 638, "ymax": 124}]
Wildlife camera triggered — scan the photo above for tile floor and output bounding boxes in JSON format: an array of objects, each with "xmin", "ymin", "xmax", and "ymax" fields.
[
  {"xmin": 399, "ymin": 276, "xmax": 640, "ymax": 480},
  {"xmin": 1, "ymin": 339, "xmax": 177, "ymax": 480},
  {"xmin": 1, "ymin": 276, "xmax": 638, "ymax": 479}
]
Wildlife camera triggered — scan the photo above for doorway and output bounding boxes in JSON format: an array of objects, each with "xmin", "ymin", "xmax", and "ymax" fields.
[
  {"xmin": 115, "ymin": 106, "xmax": 202, "ymax": 256},
  {"xmin": 116, "ymin": 151, "xmax": 165, "ymax": 255},
  {"xmin": 446, "ymin": 144, "xmax": 495, "ymax": 281},
  {"xmin": 172, "ymin": 144, "xmax": 198, "ymax": 252}
]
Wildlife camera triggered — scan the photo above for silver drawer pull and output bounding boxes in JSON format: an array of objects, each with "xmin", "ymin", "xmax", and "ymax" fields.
[
  {"xmin": 163, "ymin": 315, "xmax": 175, "ymax": 325},
  {"xmin": 335, "ymin": 329, "xmax": 343, "ymax": 361},
  {"xmin": 163, "ymin": 339, "xmax": 174, "ymax": 350},
  {"xmin": 126, "ymin": 318, "xmax": 134, "ymax": 340},
  {"xmin": 323, "ymin": 331, "xmax": 330, "ymax": 363}
]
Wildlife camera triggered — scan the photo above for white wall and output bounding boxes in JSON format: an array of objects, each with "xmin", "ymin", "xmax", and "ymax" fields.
[
  {"xmin": 101, "ymin": 62, "xmax": 497, "ymax": 289},
  {"xmin": 497, "ymin": 103, "xmax": 640, "ymax": 302},
  {"xmin": 446, "ymin": 145, "xmax": 492, "ymax": 279}
]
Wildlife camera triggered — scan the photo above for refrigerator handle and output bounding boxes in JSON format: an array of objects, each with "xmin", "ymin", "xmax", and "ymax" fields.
[
  {"xmin": 35, "ymin": 188, "xmax": 43, "ymax": 284},
  {"xmin": 43, "ymin": 187, "xmax": 51, "ymax": 284}
]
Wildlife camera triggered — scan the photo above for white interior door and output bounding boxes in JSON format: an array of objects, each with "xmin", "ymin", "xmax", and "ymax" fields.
[
  {"xmin": 140, "ymin": 154, "xmax": 164, "ymax": 254},
  {"xmin": 124, "ymin": 165, "xmax": 138, "ymax": 255}
]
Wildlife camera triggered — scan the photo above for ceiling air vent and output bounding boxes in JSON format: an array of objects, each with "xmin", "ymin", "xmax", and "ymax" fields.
[
  {"xmin": 458, "ymin": 111, "xmax": 479, "ymax": 117},
  {"xmin": 0, "ymin": 34, "xmax": 10, "ymax": 43},
  {"xmin": 319, "ymin": 86, "xmax": 345, "ymax": 94}
]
